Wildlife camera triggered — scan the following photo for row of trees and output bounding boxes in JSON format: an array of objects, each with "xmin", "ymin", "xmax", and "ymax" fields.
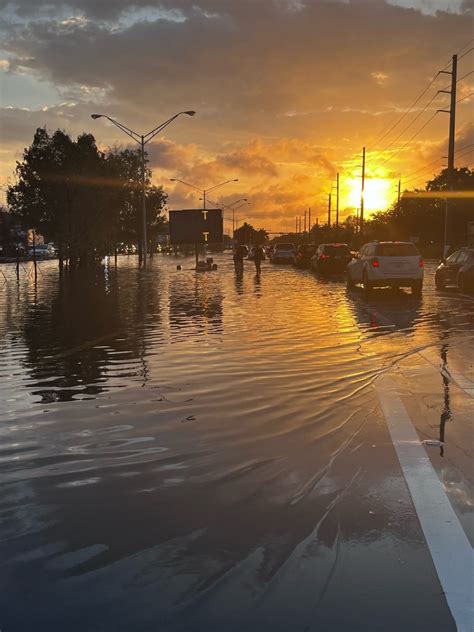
[
  {"xmin": 234, "ymin": 222, "xmax": 268, "ymax": 246},
  {"xmin": 7, "ymin": 128, "xmax": 168, "ymax": 268}
]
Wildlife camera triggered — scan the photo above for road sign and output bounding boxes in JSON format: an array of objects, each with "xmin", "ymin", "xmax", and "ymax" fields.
[{"xmin": 169, "ymin": 209, "xmax": 223, "ymax": 245}]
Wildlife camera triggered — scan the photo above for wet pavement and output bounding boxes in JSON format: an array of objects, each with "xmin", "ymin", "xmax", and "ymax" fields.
[{"xmin": 0, "ymin": 255, "xmax": 472, "ymax": 632}]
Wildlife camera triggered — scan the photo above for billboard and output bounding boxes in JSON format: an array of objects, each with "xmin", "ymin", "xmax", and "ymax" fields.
[{"xmin": 169, "ymin": 209, "xmax": 223, "ymax": 245}]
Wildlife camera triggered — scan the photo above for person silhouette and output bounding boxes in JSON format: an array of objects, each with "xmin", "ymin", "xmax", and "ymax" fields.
[
  {"xmin": 254, "ymin": 244, "xmax": 264, "ymax": 275},
  {"xmin": 233, "ymin": 245, "xmax": 246, "ymax": 275}
]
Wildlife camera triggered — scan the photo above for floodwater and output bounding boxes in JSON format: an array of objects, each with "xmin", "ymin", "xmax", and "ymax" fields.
[{"xmin": 0, "ymin": 255, "xmax": 473, "ymax": 632}]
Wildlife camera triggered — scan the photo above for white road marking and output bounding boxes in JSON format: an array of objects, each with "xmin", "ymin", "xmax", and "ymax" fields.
[{"xmin": 376, "ymin": 376, "xmax": 474, "ymax": 632}]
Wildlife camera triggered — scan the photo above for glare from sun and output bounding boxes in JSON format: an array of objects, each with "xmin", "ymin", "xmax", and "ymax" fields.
[{"xmin": 347, "ymin": 178, "xmax": 394, "ymax": 213}]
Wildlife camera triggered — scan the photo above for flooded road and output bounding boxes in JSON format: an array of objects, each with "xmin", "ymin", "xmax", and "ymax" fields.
[{"xmin": 0, "ymin": 255, "xmax": 473, "ymax": 632}]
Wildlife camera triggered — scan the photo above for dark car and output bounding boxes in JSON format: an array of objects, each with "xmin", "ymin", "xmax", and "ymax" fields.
[
  {"xmin": 435, "ymin": 248, "xmax": 474, "ymax": 293},
  {"xmin": 310, "ymin": 243, "xmax": 352, "ymax": 273},
  {"xmin": 294, "ymin": 244, "xmax": 317, "ymax": 268}
]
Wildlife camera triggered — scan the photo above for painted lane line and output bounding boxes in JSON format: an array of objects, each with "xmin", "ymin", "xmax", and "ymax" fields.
[{"xmin": 376, "ymin": 377, "xmax": 474, "ymax": 632}]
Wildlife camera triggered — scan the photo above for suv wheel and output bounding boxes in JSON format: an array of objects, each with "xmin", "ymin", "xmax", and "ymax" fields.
[
  {"xmin": 411, "ymin": 281, "xmax": 423, "ymax": 297},
  {"xmin": 362, "ymin": 271, "xmax": 372, "ymax": 296},
  {"xmin": 346, "ymin": 271, "xmax": 354, "ymax": 288}
]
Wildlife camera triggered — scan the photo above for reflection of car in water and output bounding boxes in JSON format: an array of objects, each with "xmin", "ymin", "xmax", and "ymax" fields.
[
  {"xmin": 310, "ymin": 243, "xmax": 351, "ymax": 273},
  {"xmin": 294, "ymin": 244, "xmax": 316, "ymax": 268},
  {"xmin": 346, "ymin": 289, "xmax": 422, "ymax": 338},
  {"xmin": 435, "ymin": 248, "xmax": 474, "ymax": 294},
  {"xmin": 270, "ymin": 243, "xmax": 295, "ymax": 263},
  {"xmin": 346, "ymin": 241, "xmax": 424, "ymax": 296}
]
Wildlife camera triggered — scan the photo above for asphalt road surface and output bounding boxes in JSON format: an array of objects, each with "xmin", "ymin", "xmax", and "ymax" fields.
[{"xmin": 0, "ymin": 255, "xmax": 472, "ymax": 632}]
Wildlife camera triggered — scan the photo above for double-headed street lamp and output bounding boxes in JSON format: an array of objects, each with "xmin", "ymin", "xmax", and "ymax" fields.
[
  {"xmin": 91, "ymin": 110, "xmax": 195, "ymax": 265},
  {"xmin": 169, "ymin": 178, "xmax": 239, "ymax": 210},
  {"xmin": 220, "ymin": 198, "xmax": 249, "ymax": 236}
]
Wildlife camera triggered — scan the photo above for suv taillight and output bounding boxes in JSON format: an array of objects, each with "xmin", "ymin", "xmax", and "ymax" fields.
[
  {"xmin": 419, "ymin": 258, "xmax": 424, "ymax": 268},
  {"xmin": 371, "ymin": 258, "xmax": 379, "ymax": 268},
  {"xmin": 320, "ymin": 253, "xmax": 329, "ymax": 260}
]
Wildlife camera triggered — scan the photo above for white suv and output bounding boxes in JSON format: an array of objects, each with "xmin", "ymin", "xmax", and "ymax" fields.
[{"xmin": 346, "ymin": 241, "xmax": 424, "ymax": 295}]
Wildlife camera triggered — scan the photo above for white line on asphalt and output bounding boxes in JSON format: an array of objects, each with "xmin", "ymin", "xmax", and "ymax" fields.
[{"xmin": 376, "ymin": 376, "xmax": 474, "ymax": 632}]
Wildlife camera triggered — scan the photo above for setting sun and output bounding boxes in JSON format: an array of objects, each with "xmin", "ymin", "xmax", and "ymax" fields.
[{"xmin": 346, "ymin": 178, "xmax": 395, "ymax": 214}]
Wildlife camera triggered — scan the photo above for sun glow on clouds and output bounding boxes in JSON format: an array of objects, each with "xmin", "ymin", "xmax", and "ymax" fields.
[{"xmin": 347, "ymin": 178, "xmax": 396, "ymax": 214}]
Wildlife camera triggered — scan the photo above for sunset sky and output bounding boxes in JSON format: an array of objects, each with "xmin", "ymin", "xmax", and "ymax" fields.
[{"xmin": 1, "ymin": 0, "xmax": 473, "ymax": 232}]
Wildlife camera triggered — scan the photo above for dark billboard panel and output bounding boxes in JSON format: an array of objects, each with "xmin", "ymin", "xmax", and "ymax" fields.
[{"xmin": 169, "ymin": 209, "xmax": 223, "ymax": 245}]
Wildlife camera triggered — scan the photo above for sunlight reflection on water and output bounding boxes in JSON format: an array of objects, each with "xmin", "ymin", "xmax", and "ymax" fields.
[{"xmin": 0, "ymin": 255, "xmax": 472, "ymax": 631}]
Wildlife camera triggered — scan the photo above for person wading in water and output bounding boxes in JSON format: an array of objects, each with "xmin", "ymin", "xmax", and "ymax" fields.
[
  {"xmin": 233, "ymin": 245, "xmax": 246, "ymax": 274},
  {"xmin": 254, "ymin": 244, "xmax": 264, "ymax": 275}
]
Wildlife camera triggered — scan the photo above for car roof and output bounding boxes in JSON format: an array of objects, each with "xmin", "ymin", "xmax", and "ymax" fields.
[
  {"xmin": 368, "ymin": 241, "xmax": 413, "ymax": 245},
  {"xmin": 321, "ymin": 242, "xmax": 349, "ymax": 247}
]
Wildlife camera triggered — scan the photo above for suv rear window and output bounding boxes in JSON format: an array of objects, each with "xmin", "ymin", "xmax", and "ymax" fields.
[
  {"xmin": 323, "ymin": 245, "xmax": 349, "ymax": 254},
  {"xmin": 276, "ymin": 243, "xmax": 294, "ymax": 250},
  {"xmin": 375, "ymin": 243, "xmax": 419, "ymax": 256}
]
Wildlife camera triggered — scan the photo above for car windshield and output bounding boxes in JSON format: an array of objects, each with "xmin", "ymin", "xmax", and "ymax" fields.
[
  {"xmin": 276, "ymin": 243, "xmax": 294, "ymax": 250},
  {"xmin": 323, "ymin": 245, "xmax": 349, "ymax": 254},
  {"xmin": 375, "ymin": 243, "xmax": 419, "ymax": 256}
]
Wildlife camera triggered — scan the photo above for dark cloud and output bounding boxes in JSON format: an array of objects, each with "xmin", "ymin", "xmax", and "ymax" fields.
[{"xmin": 1, "ymin": 0, "xmax": 471, "ymax": 226}]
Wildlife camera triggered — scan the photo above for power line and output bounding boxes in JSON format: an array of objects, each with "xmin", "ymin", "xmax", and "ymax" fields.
[
  {"xmin": 456, "ymin": 92, "xmax": 474, "ymax": 105},
  {"xmin": 457, "ymin": 142, "xmax": 474, "ymax": 154},
  {"xmin": 456, "ymin": 38, "xmax": 474, "ymax": 56},
  {"xmin": 380, "ymin": 111, "xmax": 439, "ymax": 167},
  {"xmin": 458, "ymin": 47, "xmax": 474, "ymax": 62},
  {"xmin": 403, "ymin": 156, "xmax": 444, "ymax": 182},
  {"xmin": 367, "ymin": 68, "xmax": 447, "ymax": 152},
  {"xmin": 456, "ymin": 144, "xmax": 474, "ymax": 157},
  {"xmin": 371, "ymin": 88, "xmax": 444, "ymax": 160},
  {"xmin": 457, "ymin": 70, "xmax": 474, "ymax": 84}
]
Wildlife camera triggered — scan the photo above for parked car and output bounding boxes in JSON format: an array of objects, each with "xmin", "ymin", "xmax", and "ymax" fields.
[
  {"xmin": 270, "ymin": 242, "xmax": 295, "ymax": 264},
  {"xmin": 248, "ymin": 246, "xmax": 266, "ymax": 261},
  {"xmin": 28, "ymin": 243, "xmax": 55, "ymax": 259},
  {"xmin": 346, "ymin": 241, "xmax": 424, "ymax": 295},
  {"xmin": 294, "ymin": 244, "xmax": 317, "ymax": 268},
  {"xmin": 435, "ymin": 248, "xmax": 474, "ymax": 293},
  {"xmin": 310, "ymin": 243, "xmax": 351, "ymax": 273}
]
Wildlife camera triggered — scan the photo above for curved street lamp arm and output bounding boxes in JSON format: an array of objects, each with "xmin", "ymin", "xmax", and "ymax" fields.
[
  {"xmin": 104, "ymin": 117, "xmax": 142, "ymax": 144},
  {"xmin": 143, "ymin": 113, "xmax": 182, "ymax": 143},
  {"xmin": 233, "ymin": 200, "xmax": 250, "ymax": 210},
  {"xmin": 169, "ymin": 178, "xmax": 203, "ymax": 194},
  {"xmin": 144, "ymin": 111, "xmax": 195, "ymax": 144},
  {"xmin": 206, "ymin": 179, "xmax": 239, "ymax": 194}
]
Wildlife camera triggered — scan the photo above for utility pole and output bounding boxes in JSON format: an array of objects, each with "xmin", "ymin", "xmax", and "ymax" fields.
[
  {"xmin": 397, "ymin": 178, "xmax": 401, "ymax": 204},
  {"xmin": 304, "ymin": 210, "xmax": 307, "ymax": 233},
  {"xmin": 336, "ymin": 172, "xmax": 340, "ymax": 230},
  {"xmin": 438, "ymin": 54, "xmax": 457, "ymax": 257},
  {"xmin": 360, "ymin": 147, "xmax": 366, "ymax": 236},
  {"xmin": 295, "ymin": 216, "xmax": 298, "ymax": 234},
  {"xmin": 448, "ymin": 54, "xmax": 457, "ymax": 174},
  {"xmin": 308, "ymin": 208, "xmax": 312, "ymax": 233},
  {"xmin": 327, "ymin": 193, "xmax": 332, "ymax": 227}
]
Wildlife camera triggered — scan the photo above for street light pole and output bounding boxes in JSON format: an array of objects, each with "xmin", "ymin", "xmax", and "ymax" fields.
[
  {"xmin": 141, "ymin": 135, "xmax": 146, "ymax": 263},
  {"xmin": 91, "ymin": 110, "xmax": 195, "ymax": 266}
]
